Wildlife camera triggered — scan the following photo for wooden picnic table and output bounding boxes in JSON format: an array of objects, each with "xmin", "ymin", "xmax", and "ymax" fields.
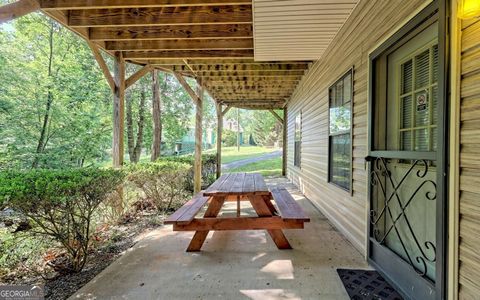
[{"xmin": 165, "ymin": 172, "xmax": 309, "ymax": 252}]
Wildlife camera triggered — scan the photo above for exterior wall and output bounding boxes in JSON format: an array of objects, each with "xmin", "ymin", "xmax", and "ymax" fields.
[
  {"xmin": 457, "ymin": 16, "xmax": 480, "ymax": 299},
  {"xmin": 286, "ymin": 0, "xmax": 430, "ymax": 254}
]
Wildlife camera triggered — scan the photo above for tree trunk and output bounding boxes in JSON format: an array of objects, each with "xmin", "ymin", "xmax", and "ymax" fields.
[
  {"xmin": 133, "ymin": 85, "xmax": 146, "ymax": 161},
  {"xmin": 32, "ymin": 21, "xmax": 54, "ymax": 169},
  {"xmin": 126, "ymin": 90, "xmax": 136, "ymax": 162},
  {"xmin": 126, "ymin": 83, "xmax": 147, "ymax": 164},
  {"xmin": 151, "ymin": 70, "xmax": 162, "ymax": 161}
]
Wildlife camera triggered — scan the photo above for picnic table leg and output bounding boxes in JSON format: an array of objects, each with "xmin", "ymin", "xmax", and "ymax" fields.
[
  {"xmin": 262, "ymin": 195, "xmax": 279, "ymax": 215},
  {"xmin": 237, "ymin": 196, "xmax": 241, "ymax": 217},
  {"xmin": 186, "ymin": 196, "xmax": 225, "ymax": 252},
  {"xmin": 249, "ymin": 196, "xmax": 292, "ymax": 250}
]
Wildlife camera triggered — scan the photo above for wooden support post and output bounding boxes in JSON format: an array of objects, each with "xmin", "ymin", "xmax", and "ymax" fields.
[
  {"xmin": 151, "ymin": 69, "xmax": 162, "ymax": 161},
  {"xmin": 236, "ymin": 108, "xmax": 240, "ymax": 152},
  {"xmin": 194, "ymin": 80, "xmax": 204, "ymax": 193},
  {"xmin": 282, "ymin": 107, "xmax": 287, "ymax": 176},
  {"xmin": 174, "ymin": 72, "xmax": 203, "ymax": 191},
  {"xmin": 0, "ymin": 0, "xmax": 39, "ymax": 24},
  {"xmin": 216, "ymin": 102, "xmax": 223, "ymax": 179},
  {"xmin": 113, "ymin": 51, "xmax": 125, "ymax": 168}
]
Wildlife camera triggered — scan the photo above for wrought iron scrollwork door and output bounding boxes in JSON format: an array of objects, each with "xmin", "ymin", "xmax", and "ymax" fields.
[
  {"xmin": 370, "ymin": 157, "xmax": 437, "ymax": 279},
  {"xmin": 367, "ymin": 2, "xmax": 447, "ymax": 299}
]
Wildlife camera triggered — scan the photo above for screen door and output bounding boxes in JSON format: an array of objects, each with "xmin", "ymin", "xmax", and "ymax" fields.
[{"xmin": 367, "ymin": 5, "xmax": 446, "ymax": 299}]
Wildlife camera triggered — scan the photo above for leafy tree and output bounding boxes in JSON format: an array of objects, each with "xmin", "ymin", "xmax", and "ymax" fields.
[{"xmin": 0, "ymin": 13, "xmax": 112, "ymax": 169}]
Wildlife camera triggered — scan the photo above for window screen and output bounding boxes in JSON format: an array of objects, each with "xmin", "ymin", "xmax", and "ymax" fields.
[{"xmin": 328, "ymin": 70, "xmax": 352, "ymax": 191}]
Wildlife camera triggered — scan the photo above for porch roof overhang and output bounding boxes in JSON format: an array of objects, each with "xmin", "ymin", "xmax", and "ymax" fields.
[{"xmin": 1, "ymin": 0, "xmax": 356, "ymax": 109}]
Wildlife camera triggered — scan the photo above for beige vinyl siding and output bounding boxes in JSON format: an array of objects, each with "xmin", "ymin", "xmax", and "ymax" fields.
[
  {"xmin": 458, "ymin": 18, "xmax": 480, "ymax": 300},
  {"xmin": 286, "ymin": 0, "xmax": 429, "ymax": 254},
  {"xmin": 252, "ymin": 0, "xmax": 358, "ymax": 61}
]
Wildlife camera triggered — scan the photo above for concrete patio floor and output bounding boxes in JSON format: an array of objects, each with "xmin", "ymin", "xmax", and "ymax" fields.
[{"xmin": 72, "ymin": 177, "xmax": 368, "ymax": 300}]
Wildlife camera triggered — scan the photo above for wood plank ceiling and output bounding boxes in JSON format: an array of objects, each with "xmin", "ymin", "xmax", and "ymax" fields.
[{"xmin": 39, "ymin": 0, "xmax": 315, "ymax": 109}]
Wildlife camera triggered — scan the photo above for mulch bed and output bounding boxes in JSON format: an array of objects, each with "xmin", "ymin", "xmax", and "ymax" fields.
[{"xmin": 1, "ymin": 212, "xmax": 163, "ymax": 300}]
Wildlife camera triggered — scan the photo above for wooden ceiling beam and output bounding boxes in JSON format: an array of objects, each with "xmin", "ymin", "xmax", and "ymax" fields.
[
  {"xmin": 199, "ymin": 75, "xmax": 302, "ymax": 80},
  {"xmin": 68, "ymin": 5, "xmax": 252, "ymax": 27},
  {"xmin": 90, "ymin": 24, "xmax": 252, "ymax": 41},
  {"xmin": 40, "ymin": 0, "xmax": 250, "ymax": 10},
  {"xmin": 0, "ymin": 0, "xmax": 39, "ymax": 23},
  {"xmin": 105, "ymin": 39, "xmax": 253, "ymax": 51},
  {"xmin": 145, "ymin": 59, "xmax": 310, "ymax": 65},
  {"xmin": 213, "ymin": 96, "xmax": 287, "ymax": 101},
  {"xmin": 206, "ymin": 85, "xmax": 296, "ymax": 90},
  {"xmin": 202, "ymin": 77, "xmax": 300, "ymax": 82},
  {"xmin": 163, "ymin": 63, "xmax": 308, "ymax": 72},
  {"xmin": 196, "ymin": 70, "xmax": 304, "ymax": 76},
  {"xmin": 123, "ymin": 49, "xmax": 253, "ymax": 59}
]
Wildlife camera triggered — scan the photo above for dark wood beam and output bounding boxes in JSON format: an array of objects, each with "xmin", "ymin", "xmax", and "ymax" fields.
[
  {"xmin": 197, "ymin": 70, "xmax": 304, "ymax": 77},
  {"xmin": 41, "ymin": 0, "xmax": 250, "ymax": 10},
  {"xmin": 68, "ymin": 5, "xmax": 252, "ymax": 27},
  {"xmin": 0, "ymin": 0, "xmax": 39, "ymax": 23},
  {"xmin": 90, "ymin": 24, "xmax": 252, "ymax": 41},
  {"xmin": 123, "ymin": 49, "xmax": 254, "ymax": 59},
  {"xmin": 199, "ymin": 75, "xmax": 302, "ymax": 80},
  {"xmin": 146, "ymin": 59, "xmax": 310, "ymax": 65},
  {"xmin": 188, "ymin": 63, "xmax": 308, "ymax": 71},
  {"xmin": 105, "ymin": 38, "xmax": 253, "ymax": 51}
]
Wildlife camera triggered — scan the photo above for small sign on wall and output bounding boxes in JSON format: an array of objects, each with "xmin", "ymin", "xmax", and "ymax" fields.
[{"xmin": 416, "ymin": 91, "xmax": 428, "ymax": 112}]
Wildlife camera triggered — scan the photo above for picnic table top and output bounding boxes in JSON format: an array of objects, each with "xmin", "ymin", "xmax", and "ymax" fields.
[{"xmin": 203, "ymin": 173, "xmax": 270, "ymax": 196}]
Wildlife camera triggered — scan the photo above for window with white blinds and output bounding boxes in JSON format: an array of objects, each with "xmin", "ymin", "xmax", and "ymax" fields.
[{"xmin": 399, "ymin": 44, "xmax": 438, "ymax": 152}]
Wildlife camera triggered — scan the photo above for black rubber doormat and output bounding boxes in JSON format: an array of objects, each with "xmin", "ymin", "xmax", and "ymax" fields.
[{"xmin": 336, "ymin": 269, "xmax": 403, "ymax": 300}]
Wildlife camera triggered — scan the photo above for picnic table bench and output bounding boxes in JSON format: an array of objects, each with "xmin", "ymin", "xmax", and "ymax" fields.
[{"xmin": 165, "ymin": 172, "xmax": 310, "ymax": 252}]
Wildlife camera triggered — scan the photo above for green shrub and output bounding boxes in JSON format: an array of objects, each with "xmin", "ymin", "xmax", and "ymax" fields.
[
  {"xmin": 0, "ymin": 168, "xmax": 125, "ymax": 273},
  {"xmin": 223, "ymin": 130, "xmax": 237, "ymax": 147},
  {"xmin": 161, "ymin": 154, "xmax": 217, "ymax": 190},
  {"xmin": 127, "ymin": 161, "xmax": 191, "ymax": 213}
]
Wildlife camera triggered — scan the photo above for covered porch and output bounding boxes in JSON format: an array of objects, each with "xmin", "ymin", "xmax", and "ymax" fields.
[
  {"xmin": 2, "ymin": 0, "xmax": 475, "ymax": 299},
  {"xmin": 72, "ymin": 178, "xmax": 367, "ymax": 299}
]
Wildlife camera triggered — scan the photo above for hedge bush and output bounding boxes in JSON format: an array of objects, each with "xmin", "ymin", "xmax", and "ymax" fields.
[
  {"xmin": 161, "ymin": 153, "xmax": 217, "ymax": 190},
  {"xmin": 0, "ymin": 168, "xmax": 125, "ymax": 273},
  {"xmin": 127, "ymin": 161, "xmax": 191, "ymax": 213}
]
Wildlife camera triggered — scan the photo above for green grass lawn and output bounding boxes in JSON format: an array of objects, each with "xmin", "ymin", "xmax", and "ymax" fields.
[
  {"xmin": 205, "ymin": 146, "xmax": 278, "ymax": 164},
  {"xmin": 227, "ymin": 157, "xmax": 282, "ymax": 177}
]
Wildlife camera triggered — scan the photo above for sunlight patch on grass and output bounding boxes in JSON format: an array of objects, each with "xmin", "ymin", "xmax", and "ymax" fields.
[
  {"xmin": 228, "ymin": 157, "xmax": 282, "ymax": 177},
  {"xmin": 205, "ymin": 146, "xmax": 279, "ymax": 164}
]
